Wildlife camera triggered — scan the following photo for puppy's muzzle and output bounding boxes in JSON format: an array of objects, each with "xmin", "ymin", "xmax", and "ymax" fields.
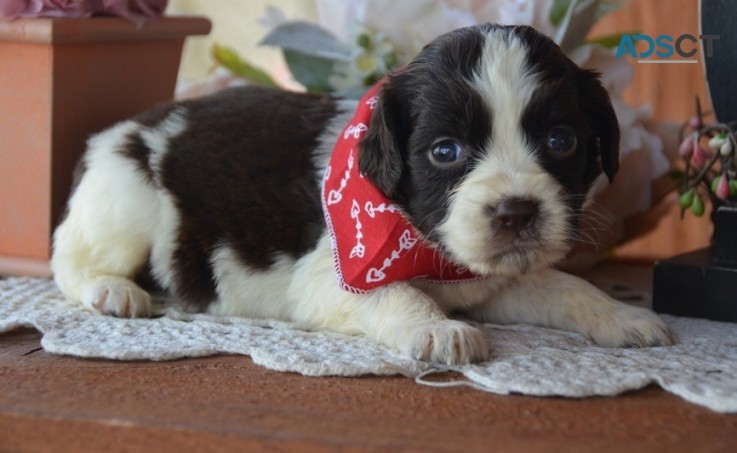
[{"xmin": 487, "ymin": 198, "xmax": 540, "ymax": 236}]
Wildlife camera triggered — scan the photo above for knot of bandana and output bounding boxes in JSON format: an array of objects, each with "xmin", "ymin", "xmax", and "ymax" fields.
[{"xmin": 321, "ymin": 83, "xmax": 480, "ymax": 293}]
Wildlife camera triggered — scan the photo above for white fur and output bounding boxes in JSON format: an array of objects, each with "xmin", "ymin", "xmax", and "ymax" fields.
[
  {"xmin": 464, "ymin": 268, "xmax": 673, "ymax": 348},
  {"xmin": 52, "ymin": 30, "xmax": 674, "ymax": 365},
  {"xmin": 208, "ymin": 246, "xmax": 295, "ymax": 320}
]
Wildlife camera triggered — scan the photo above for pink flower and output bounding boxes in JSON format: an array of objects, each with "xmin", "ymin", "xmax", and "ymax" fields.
[
  {"xmin": 0, "ymin": 0, "xmax": 28, "ymax": 20},
  {"xmin": 688, "ymin": 115, "xmax": 703, "ymax": 130},
  {"xmin": 717, "ymin": 175, "xmax": 731, "ymax": 200},
  {"xmin": 678, "ymin": 134, "xmax": 695, "ymax": 159},
  {"xmin": 691, "ymin": 143, "xmax": 712, "ymax": 169},
  {"xmin": 0, "ymin": 0, "xmax": 167, "ymax": 21},
  {"xmin": 0, "ymin": 0, "xmax": 92, "ymax": 20},
  {"xmin": 99, "ymin": 0, "xmax": 168, "ymax": 20}
]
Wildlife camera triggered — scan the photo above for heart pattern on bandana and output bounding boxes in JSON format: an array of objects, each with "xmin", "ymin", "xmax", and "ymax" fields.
[{"xmin": 321, "ymin": 82, "xmax": 481, "ymax": 293}]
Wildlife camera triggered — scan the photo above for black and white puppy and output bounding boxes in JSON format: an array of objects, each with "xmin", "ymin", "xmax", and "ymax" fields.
[{"xmin": 52, "ymin": 24, "xmax": 674, "ymax": 364}]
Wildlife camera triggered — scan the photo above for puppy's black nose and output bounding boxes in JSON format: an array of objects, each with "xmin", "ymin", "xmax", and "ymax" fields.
[{"xmin": 489, "ymin": 199, "xmax": 539, "ymax": 233}]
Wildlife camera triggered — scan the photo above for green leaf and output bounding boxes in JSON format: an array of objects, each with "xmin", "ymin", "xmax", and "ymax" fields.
[
  {"xmin": 691, "ymin": 193, "xmax": 705, "ymax": 216},
  {"xmin": 550, "ymin": 0, "xmax": 573, "ymax": 27},
  {"xmin": 596, "ymin": 0, "xmax": 624, "ymax": 20},
  {"xmin": 586, "ymin": 31, "xmax": 636, "ymax": 49},
  {"xmin": 711, "ymin": 177, "xmax": 720, "ymax": 194},
  {"xmin": 679, "ymin": 189, "xmax": 695, "ymax": 209},
  {"xmin": 260, "ymin": 21, "xmax": 349, "ymax": 61},
  {"xmin": 554, "ymin": 0, "xmax": 602, "ymax": 53},
  {"xmin": 729, "ymin": 179, "xmax": 737, "ymax": 195},
  {"xmin": 282, "ymin": 49, "xmax": 336, "ymax": 93},
  {"xmin": 212, "ymin": 44, "xmax": 280, "ymax": 88},
  {"xmin": 553, "ymin": 0, "xmax": 625, "ymax": 52}
]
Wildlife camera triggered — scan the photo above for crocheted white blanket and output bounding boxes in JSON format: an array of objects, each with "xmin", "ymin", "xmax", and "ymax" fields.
[{"xmin": 2, "ymin": 276, "xmax": 736, "ymax": 413}]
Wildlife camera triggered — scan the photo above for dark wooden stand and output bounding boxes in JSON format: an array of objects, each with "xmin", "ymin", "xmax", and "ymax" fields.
[{"xmin": 653, "ymin": 206, "xmax": 737, "ymax": 322}]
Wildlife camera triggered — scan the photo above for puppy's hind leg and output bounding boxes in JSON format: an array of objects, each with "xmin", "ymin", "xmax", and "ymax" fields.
[
  {"xmin": 53, "ymin": 221, "xmax": 152, "ymax": 318},
  {"xmin": 52, "ymin": 122, "xmax": 158, "ymax": 318}
]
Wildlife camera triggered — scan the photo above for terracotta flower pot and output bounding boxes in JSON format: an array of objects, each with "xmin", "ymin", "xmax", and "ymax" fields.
[{"xmin": 0, "ymin": 16, "xmax": 211, "ymax": 277}]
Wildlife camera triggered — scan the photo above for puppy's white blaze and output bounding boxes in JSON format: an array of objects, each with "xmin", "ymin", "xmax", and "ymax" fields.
[
  {"xmin": 438, "ymin": 29, "xmax": 570, "ymax": 276},
  {"xmin": 473, "ymin": 29, "xmax": 539, "ymax": 157},
  {"xmin": 207, "ymin": 246, "xmax": 295, "ymax": 319}
]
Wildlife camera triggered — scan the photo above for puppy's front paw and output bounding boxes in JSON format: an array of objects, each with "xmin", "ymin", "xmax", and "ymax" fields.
[
  {"xmin": 401, "ymin": 320, "xmax": 489, "ymax": 365},
  {"xmin": 81, "ymin": 276, "xmax": 152, "ymax": 318},
  {"xmin": 588, "ymin": 304, "xmax": 675, "ymax": 348}
]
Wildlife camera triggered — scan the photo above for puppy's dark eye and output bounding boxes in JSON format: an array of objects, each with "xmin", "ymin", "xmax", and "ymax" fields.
[
  {"xmin": 430, "ymin": 140, "xmax": 465, "ymax": 167},
  {"xmin": 546, "ymin": 127, "xmax": 577, "ymax": 157}
]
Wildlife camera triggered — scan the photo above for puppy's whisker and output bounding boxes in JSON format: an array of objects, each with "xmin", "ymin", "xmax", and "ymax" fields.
[{"xmin": 569, "ymin": 223, "xmax": 608, "ymax": 249}]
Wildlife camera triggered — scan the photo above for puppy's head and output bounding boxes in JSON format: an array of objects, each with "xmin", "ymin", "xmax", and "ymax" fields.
[{"xmin": 359, "ymin": 24, "xmax": 619, "ymax": 276}]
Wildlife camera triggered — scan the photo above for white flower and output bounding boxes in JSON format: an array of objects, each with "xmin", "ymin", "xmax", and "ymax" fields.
[
  {"xmin": 329, "ymin": 25, "xmax": 398, "ymax": 92},
  {"xmin": 317, "ymin": 0, "xmax": 555, "ymax": 93},
  {"xmin": 317, "ymin": 0, "xmax": 553, "ymax": 45},
  {"xmin": 317, "ymin": 0, "xmax": 553, "ymax": 66}
]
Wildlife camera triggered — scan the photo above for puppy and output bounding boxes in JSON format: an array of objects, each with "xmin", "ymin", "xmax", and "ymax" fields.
[{"xmin": 51, "ymin": 24, "xmax": 674, "ymax": 365}]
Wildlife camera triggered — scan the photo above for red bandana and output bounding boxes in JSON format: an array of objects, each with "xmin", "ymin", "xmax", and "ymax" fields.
[{"xmin": 322, "ymin": 83, "xmax": 479, "ymax": 293}]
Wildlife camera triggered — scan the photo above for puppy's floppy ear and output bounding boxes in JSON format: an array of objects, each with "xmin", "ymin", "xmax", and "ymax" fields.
[
  {"xmin": 358, "ymin": 80, "xmax": 410, "ymax": 197},
  {"xmin": 579, "ymin": 69, "xmax": 620, "ymax": 183}
]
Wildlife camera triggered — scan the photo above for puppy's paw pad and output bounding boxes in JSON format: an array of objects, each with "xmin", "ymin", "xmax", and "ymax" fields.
[
  {"xmin": 589, "ymin": 306, "xmax": 675, "ymax": 348},
  {"xmin": 82, "ymin": 277, "xmax": 152, "ymax": 318},
  {"xmin": 406, "ymin": 320, "xmax": 488, "ymax": 365}
]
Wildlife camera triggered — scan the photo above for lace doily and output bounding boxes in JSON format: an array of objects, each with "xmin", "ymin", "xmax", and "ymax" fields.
[{"xmin": 1, "ymin": 277, "xmax": 736, "ymax": 413}]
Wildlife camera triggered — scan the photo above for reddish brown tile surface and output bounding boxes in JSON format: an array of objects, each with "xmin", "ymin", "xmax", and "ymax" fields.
[{"xmin": 1, "ymin": 328, "xmax": 735, "ymax": 451}]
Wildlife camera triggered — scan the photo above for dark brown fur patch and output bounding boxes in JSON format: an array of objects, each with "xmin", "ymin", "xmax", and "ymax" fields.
[
  {"xmin": 118, "ymin": 133, "xmax": 156, "ymax": 186},
  {"xmin": 135, "ymin": 103, "xmax": 178, "ymax": 128},
  {"xmin": 154, "ymin": 87, "xmax": 338, "ymax": 307},
  {"xmin": 115, "ymin": 103, "xmax": 181, "ymax": 188}
]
